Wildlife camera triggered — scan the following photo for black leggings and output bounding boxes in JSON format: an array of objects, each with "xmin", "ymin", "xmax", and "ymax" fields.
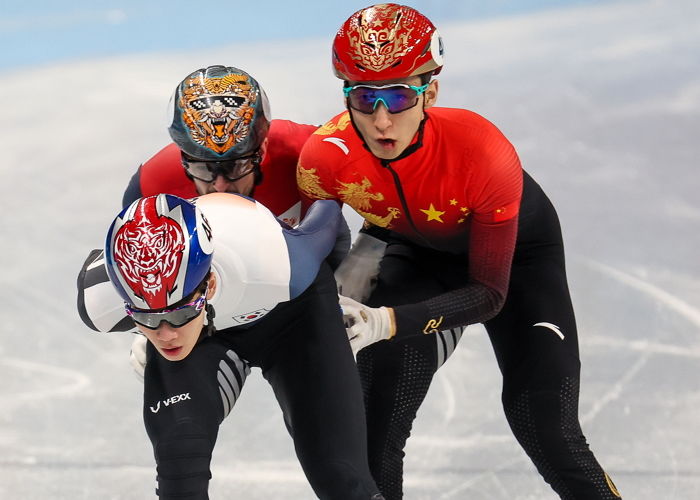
[
  {"xmin": 143, "ymin": 264, "xmax": 382, "ymax": 500},
  {"xmin": 358, "ymin": 173, "xmax": 621, "ymax": 500}
]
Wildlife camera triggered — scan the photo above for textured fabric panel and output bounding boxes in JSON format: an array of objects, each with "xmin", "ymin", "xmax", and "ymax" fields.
[
  {"xmin": 358, "ymin": 338, "xmax": 438, "ymax": 500},
  {"xmin": 504, "ymin": 377, "xmax": 622, "ymax": 499}
]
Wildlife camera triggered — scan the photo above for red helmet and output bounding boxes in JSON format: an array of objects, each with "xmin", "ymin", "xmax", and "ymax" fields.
[{"xmin": 332, "ymin": 3, "xmax": 444, "ymax": 82}]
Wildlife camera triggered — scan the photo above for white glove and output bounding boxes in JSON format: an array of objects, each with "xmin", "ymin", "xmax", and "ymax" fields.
[
  {"xmin": 334, "ymin": 232, "xmax": 387, "ymax": 302},
  {"xmin": 339, "ymin": 295, "xmax": 396, "ymax": 355},
  {"xmin": 129, "ymin": 334, "xmax": 147, "ymax": 382}
]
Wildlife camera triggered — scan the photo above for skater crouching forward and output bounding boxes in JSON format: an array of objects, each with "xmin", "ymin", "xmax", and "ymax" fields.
[{"xmin": 77, "ymin": 192, "xmax": 383, "ymax": 500}]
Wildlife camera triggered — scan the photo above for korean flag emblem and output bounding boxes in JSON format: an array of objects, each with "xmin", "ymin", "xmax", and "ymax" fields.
[{"xmin": 233, "ymin": 308, "xmax": 271, "ymax": 324}]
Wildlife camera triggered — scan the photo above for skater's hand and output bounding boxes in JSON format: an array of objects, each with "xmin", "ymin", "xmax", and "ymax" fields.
[
  {"xmin": 129, "ymin": 334, "xmax": 147, "ymax": 382},
  {"xmin": 339, "ymin": 295, "xmax": 395, "ymax": 355},
  {"xmin": 334, "ymin": 233, "xmax": 387, "ymax": 302}
]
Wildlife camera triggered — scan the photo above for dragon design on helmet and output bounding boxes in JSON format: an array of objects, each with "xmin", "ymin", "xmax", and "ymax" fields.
[
  {"xmin": 333, "ymin": 4, "xmax": 443, "ymax": 81},
  {"xmin": 179, "ymin": 73, "xmax": 258, "ymax": 155},
  {"xmin": 347, "ymin": 4, "xmax": 414, "ymax": 73}
]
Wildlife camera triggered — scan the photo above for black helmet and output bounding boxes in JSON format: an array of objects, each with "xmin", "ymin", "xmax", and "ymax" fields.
[{"xmin": 167, "ymin": 65, "xmax": 271, "ymax": 161}]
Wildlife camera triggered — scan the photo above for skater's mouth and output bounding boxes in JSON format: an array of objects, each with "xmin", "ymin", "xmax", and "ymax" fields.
[{"xmin": 160, "ymin": 346, "xmax": 183, "ymax": 358}]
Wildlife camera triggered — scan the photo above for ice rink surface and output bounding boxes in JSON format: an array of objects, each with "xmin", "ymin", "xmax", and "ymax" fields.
[{"xmin": 1, "ymin": 0, "xmax": 698, "ymax": 498}]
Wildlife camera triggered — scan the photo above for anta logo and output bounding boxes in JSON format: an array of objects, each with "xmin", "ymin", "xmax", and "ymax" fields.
[
  {"xmin": 423, "ymin": 316, "xmax": 444, "ymax": 334},
  {"xmin": 604, "ymin": 472, "xmax": 622, "ymax": 498},
  {"xmin": 149, "ymin": 392, "xmax": 191, "ymax": 413}
]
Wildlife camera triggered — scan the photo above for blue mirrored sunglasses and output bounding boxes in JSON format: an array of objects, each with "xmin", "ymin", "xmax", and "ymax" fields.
[{"xmin": 342, "ymin": 83, "xmax": 429, "ymax": 114}]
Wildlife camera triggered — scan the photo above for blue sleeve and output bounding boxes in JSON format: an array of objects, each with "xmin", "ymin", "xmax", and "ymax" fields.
[
  {"xmin": 326, "ymin": 213, "xmax": 351, "ymax": 270},
  {"xmin": 282, "ymin": 200, "xmax": 341, "ymax": 298}
]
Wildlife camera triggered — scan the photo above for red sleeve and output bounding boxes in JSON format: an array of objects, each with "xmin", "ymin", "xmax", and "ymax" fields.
[
  {"xmin": 466, "ymin": 115, "xmax": 523, "ymax": 224},
  {"xmin": 296, "ymin": 119, "xmax": 346, "ymax": 216},
  {"xmin": 393, "ymin": 116, "xmax": 523, "ymax": 337},
  {"xmin": 266, "ymin": 119, "xmax": 318, "ymax": 157},
  {"xmin": 254, "ymin": 120, "xmax": 317, "ymax": 218},
  {"xmin": 139, "ymin": 143, "xmax": 199, "ymax": 199},
  {"xmin": 467, "ymin": 118, "xmax": 522, "ymax": 294},
  {"xmin": 392, "ymin": 215, "xmax": 518, "ymax": 337}
]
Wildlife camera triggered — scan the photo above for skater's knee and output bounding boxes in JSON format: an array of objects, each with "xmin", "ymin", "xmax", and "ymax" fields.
[
  {"xmin": 503, "ymin": 383, "xmax": 621, "ymax": 499},
  {"xmin": 306, "ymin": 460, "xmax": 381, "ymax": 500},
  {"xmin": 504, "ymin": 380, "xmax": 584, "ymax": 453}
]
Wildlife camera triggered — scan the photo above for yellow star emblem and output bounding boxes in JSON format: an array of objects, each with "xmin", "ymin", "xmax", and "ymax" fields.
[
  {"xmin": 449, "ymin": 199, "xmax": 458, "ymax": 206},
  {"xmin": 420, "ymin": 203, "xmax": 445, "ymax": 223}
]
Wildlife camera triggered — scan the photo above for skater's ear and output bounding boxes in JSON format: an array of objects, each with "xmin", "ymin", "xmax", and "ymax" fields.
[
  {"xmin": 424, "ymin": 79, "xmax": 439, "ymax": 109},
  {"xmin": 206, "ymin": 271, "xmax": 217, "ymax": 299}
]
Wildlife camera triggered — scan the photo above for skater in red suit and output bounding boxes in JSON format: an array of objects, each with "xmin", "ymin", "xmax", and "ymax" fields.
[
  {"xmin": 297, "ymin": 4, "xmax": 622, "ymax": 499},
  {"xmin": 122, "ymin": 64, "xmax": 317, "ymax": 228}
]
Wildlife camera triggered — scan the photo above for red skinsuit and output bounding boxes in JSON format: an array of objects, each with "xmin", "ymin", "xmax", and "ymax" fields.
[
  {"xmin": 298, "ymin": 108, "xmax": 523, "ymax": 331},
  {"xmin": 134, "ymin": 119, "xmax": 317, "ymax": 227}
]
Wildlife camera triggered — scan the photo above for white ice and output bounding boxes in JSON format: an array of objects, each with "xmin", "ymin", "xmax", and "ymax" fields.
[{"xmin": 0, "ymin": 0, "xmax": 698, "ymax": 498}]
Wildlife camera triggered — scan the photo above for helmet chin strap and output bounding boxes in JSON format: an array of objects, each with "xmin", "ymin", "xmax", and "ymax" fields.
[
  {"xmin": 203, "ymin": 302, "xmax": 216, "ymax": 337},
  {"xmin": 253, "ymin": 164, "xmax": 263, "ymax": 186}
]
